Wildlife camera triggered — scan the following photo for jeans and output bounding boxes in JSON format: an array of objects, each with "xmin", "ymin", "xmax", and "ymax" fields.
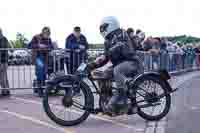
[
  {"xmin": 169, "ymin": 54, "xmax": 176, "ymax": 71},
  {"xmin": 35, "ymin": 55, "xmax": 46, "ymax": 81},
  {"xmin": 114, "ymin": 61, "xmax": 143, "ymax": 90},
  {"xmin": 160, "ymin": 52, "xmax": 168, "ymax": 70},
  {"xmin": 144, "ymin": 54, "xmax": 151, "ymax": 71},
  {"xmin": 152, "ymin": 55, "xmax": 159, "ymax": 70},
  {"xmin": 0, "ymin": 63, "xmax": 9, "ymax": 88}
]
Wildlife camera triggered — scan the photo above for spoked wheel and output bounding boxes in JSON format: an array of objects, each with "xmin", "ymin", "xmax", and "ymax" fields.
[
  {"xmin": 134, "ymin": 75, "xmax": 171, "ymax": 121},
  {"xmin": 43, "ymin": 80, "xmax": 94, "ymax": 126}
]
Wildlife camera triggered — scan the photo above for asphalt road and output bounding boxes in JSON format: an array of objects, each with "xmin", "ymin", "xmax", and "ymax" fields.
[
  {"xmin": 165, "ymin": 73, "xmax": 200, "ymax": 133},
  {"xmin": 0, "ymin": 67, "xmax": 200, "ymax": 133}
]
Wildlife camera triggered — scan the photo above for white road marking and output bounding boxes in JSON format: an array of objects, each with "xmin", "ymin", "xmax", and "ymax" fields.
[
  {"xmin": 190, "ymin": 106, "xmax": 200, "ymax": 111},
  {"xmin": 0, "ymin": 109, "xmax": 67, "ymax": 133},
  {"xmin": 12, "ymin": 97, "xmax": 138, "ymax": 130}
]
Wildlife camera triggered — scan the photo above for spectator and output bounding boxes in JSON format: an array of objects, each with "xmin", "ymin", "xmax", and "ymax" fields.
[
  {"xmin": 127, "ymin": 28, "xmax": 143, "ymax": 51},
  {"xmin": 127, "ymin": 28, "xmax": 134, "ymax": 35},
  {"xmin": 0, "ymin": 28, "xmax": 10, "ymax": 95},
  {"xmin": 184, "ymin": 44, "xmax": 196, "ymax": 69},
  {"xmin": 143, "ymin": 37, "xmax": 152, "ymax": 71},
  {"xmin": 160, "ymin": 38, "xmax": 168, "ymax": 70},
  {"xmin": 174, "ymin": 43, "xmax": 184, "ymax": 70},
  {"xmin": 181, "ymin": 45, "xmax": 187, "ymax": 69},
  {"xmin": 28, "ymin": 27, "xmax": 54, "ymax": 97},
  {"xmin": 167, "ymin": 42, "xmax": 177, "ymax": 71},
  {"xmin": 65, "ymin": 26, "xmax": 89, "ymax": 74},
  {"xmin": 136, "ymin": 29, "xmax": 145, "ymax": 45},
  {"xmin": 143, "ymin": 37, "xmax": 160, "ymax": 70},
  {"xmin": 151, "ymin": 38, "xmax": 161, "ymax": 70},
  {"xmin": 194, "ymin": 44, "xmax": 200, "ymax": 68}
]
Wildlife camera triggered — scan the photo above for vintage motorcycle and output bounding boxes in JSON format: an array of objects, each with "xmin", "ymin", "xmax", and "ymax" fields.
[{"xmin": 43, "ymin": 62, "xmax": 178, "ymax": 126}]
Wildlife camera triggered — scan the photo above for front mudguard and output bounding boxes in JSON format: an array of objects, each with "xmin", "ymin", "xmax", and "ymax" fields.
[{"xmin": 134, "ymin": 70, "xmax": 173, "ymax": 93}]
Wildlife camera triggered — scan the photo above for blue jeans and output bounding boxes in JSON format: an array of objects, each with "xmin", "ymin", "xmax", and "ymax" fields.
[
  {"xmin": 160, "ymin": 52, "xmax": 168, "ymax": 70},
  {"xmin": 169, "ymin": 55, "xmax": 176, "ymax": 71},
  {"xmin": 35, "ymin": 55, "xmax": 46, "ymax": 81},
  {"xmin": 144, "ymin": 54, "xmax": 151, "ymax": 71},
  {"xmin": 152, "ymin": 55, "xmax": 159, "ymax": 70}
]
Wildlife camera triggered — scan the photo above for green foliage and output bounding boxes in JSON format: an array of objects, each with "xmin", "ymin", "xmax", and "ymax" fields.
[
  {"xmin": 89, "ymin": 35, "xmax": 200, "ymax": 49},
  {"xmin": 166, "ymin": 35, "xmax": 200, "ymax": 44},
  {"xmin": 10, "ymin": 32, "xmax": 29, "ymax": 48},
  {"xmin": 89, "ymin": 44, "xmax": 104, "ymax": 49}
]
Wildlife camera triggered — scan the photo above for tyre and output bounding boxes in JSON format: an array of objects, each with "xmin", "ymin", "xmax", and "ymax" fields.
[
  {"xmin": 134, "ymin": 75, "xmax": 171, "ymax": 121},
  {"xmin": 1, "ymin": 89, "xmax": 11, "ymax": 97},
  {"xmin": 43, "ymin": 79, "xmax": 94, "ymax": 126}
]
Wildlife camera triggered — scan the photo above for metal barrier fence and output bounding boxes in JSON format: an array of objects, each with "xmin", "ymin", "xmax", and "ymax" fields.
[{"xmin": 0, "ymin": 48, "xmax": 199, "ymax": 90}]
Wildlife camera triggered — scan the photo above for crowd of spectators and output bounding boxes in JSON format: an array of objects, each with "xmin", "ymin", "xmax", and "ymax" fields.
[{"xmin": 126, "ymin": 27, "xmax": 200, "ymax": 72}]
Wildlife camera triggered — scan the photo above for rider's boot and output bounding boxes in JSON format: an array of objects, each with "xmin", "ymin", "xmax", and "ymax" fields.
[
  {"xmin": 106, "ymin": 88, "xmax": 128, "ymax": 114},
  {"xmin": 126, "ymin": 79, "xmax": 138, "ymax": 115}
]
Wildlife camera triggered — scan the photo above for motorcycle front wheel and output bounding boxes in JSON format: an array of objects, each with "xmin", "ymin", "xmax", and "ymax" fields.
[{"xmin": 43, "ymin": 79, "xmax": 94, "ymax": 126}]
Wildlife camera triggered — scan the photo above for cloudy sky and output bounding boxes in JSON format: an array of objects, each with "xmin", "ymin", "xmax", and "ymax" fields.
[{"xmin": 0, "ymin": 0, "xmax": 199, "ymax": 47}]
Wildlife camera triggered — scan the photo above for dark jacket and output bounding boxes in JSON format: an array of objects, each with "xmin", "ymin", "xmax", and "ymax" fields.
[
  {"xmin": 65, "ymin": 34, "xmax": 89, "ymax": 74},
  {"xmin": 0, "ymin": 36, "xmax": 9, "ymax": 63},
  {"xmin": 130, "ymin": 36, "xmax": 144, "ymax": 51},
  {"xmin": 28, "ymin": 34, "xmax": 53, "ymax": 64},
  {"xmin": 100, "ymin": 29, "xmax": 139, "ymax": 67},
  {"xmin": 28, "ymin": 34, "xmax": 53, "ymax": 50},
  {"xmin": 65, "ymin": 33, "xmax": 88, "ymax": 51}
]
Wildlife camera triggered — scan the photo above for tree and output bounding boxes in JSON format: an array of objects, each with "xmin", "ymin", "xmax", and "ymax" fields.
[
  {"xmin": 10, "ymin": 32, "xmax": 29, "ymax": 48},
  {"xmin": 165, "ymin": 35, "xmax": 200, "ymax": 44}
]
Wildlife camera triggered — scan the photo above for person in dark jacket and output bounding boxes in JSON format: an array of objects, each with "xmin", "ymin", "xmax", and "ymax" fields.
[
  {"xmin": 65, "ymin": 26, "xmax": 88, "ymax": 74},
  {"xmin": 28, "ymin": 27, "xmax": 53, "ymax": 96},
  {"xmin": 127, "ymin": 28, "xmax": 143, "ymax": 51},
  {"xmin": 127, "ymin": 28, "xmax": 136, "ymax": 48},
  {"xmin": 0, "ymin": 28, "xmax": 10, "ymax": 95}
]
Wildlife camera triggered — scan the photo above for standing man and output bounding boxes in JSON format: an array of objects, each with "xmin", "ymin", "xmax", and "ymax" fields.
[
  {"xmin": 127, "ymin": 28, "xmax": 143, "ymax": 51},
  {"xmin": 135, "ymin": 29, "xmax": 145, "ymax": 45},
  {"xmin": 0, "ymin": 28, "xmax": 10, "ymax": 95},
  {"xmin": 65, "ymin": 26, "xmax": 88, "ymax": 74},
  {"xmin": 29, "ymin": 27, "xmax": 54, "ymax": 97},
  {"xmin": 159, "ymin": 38, "xmax": 168, "ymax": 70},
  {"xmin": 143, "ymin": 37, "xmax": 160, "ymax": 70}
]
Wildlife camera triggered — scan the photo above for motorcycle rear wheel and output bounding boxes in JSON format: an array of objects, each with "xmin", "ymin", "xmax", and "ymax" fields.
[{"xmin": 134, "ymin": 75, "xmax": 171, "ymax": 121}]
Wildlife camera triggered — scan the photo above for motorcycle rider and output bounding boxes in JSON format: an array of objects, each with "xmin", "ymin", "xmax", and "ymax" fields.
[{"xmin": 87, "ymin": 16, "xmax": 143, "ymax": 114}]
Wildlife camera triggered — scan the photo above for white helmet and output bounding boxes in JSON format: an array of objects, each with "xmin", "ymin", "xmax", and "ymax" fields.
[{"xmin": 100, "ymin": 16, "xmax": 120, "ymax": 38}]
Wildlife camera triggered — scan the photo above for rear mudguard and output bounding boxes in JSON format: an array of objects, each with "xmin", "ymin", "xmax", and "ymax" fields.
[{"xmin": 133, "ymin": 70, "xmax": 173, "ymax": 92}]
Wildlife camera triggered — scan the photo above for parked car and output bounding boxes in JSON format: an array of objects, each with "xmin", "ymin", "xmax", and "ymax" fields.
[{"xmin": 11, "ymin": 50, "xmax": 30, "ymax": 65}]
